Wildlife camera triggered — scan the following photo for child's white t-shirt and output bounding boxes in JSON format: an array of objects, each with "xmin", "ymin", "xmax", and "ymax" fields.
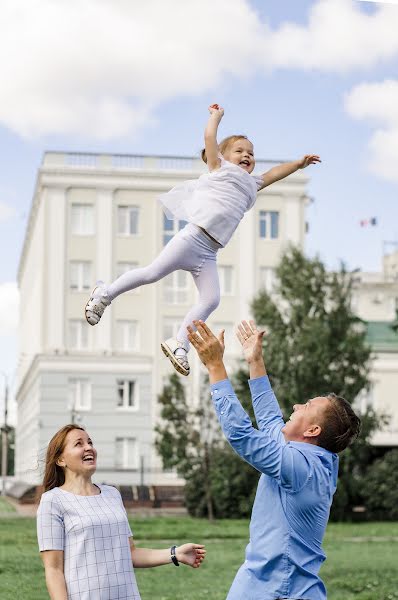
[
  {"xmin": 37, "ymin": 484, "xmax": 141, "ymax": 600},
  {"xmin": 158, "ymin": 155, "xmax": 264, "ymax": 247}
]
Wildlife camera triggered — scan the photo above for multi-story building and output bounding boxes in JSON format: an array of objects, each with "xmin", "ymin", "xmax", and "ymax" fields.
[
  {"xmin": 15, "ymin": 152, "xmax": 310, "ymax": 485},
  {"xmin": 353, "ymin": 250, "xmax": 398, "ymax": 446}
]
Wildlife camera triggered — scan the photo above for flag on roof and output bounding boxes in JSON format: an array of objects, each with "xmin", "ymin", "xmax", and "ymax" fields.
[{"xmin": 360, "ymin": 217, "xmax": 378, "ymax": 227}]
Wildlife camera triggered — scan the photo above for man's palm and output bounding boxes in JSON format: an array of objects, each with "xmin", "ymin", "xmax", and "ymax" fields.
[{"xmin": 236, "ymin": 320, "xmax": 265, "ymax": 363}]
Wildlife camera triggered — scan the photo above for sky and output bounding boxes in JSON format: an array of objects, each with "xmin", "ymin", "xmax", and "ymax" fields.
[{"xmin": 1, "ymin": 0, "xmax": 398, "ymax": 421}]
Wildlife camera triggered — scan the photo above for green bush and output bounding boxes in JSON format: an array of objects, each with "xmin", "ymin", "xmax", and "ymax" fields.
[{"xmin": 361, "ymin": 449, "xmax": 398, "ymax": 520}]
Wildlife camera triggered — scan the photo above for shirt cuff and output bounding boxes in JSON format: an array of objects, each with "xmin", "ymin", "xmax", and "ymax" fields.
[
  {"xmin": 248, "ymin": 375, "xmax": 271, "ymax": 394},
  {"xmin": 210, "ymin": 379, "xmax": 234, "ymax": 401}
]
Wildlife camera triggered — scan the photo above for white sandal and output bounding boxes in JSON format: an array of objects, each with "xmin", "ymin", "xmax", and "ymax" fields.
[
  {"xmin": 85, "ymin": 281, "xmax": 111, "ymax": 326},
  {"xmin": 160, "ymin": 338, "xmax": 190, "ymax": 376}
]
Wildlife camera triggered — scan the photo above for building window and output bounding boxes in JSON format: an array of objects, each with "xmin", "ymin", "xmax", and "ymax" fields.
[
  {"xmin": 163, "ymin": 271, "xmax": 189, "ymax": 304},
  {"xmin": 71, "ymin": 204, "xmax": 95, "ymax": 235},
  {"xmin": 163, "ymin": 214, "xmax": 187, "ymax": 246},
  {"xmin": 117, "ymin": 206, "xmax": 139, "ymax": 236},
  {"xmin": 69, "ymin": 320, "xmax": 89, "ymax": 350},
  {"xmin": 116, "ymin": 320, "xmax": 139, "ymax": 351},
  {"xmin": 115, "ymin": 437, "xmax": 138, "ymax": 469},
  {"xmin": 259, "ymin": 210, "xmax": 279, "ymax": 239},
  {"xmin": 115, "ymin": 261, "xmax": 140, "ymax": 294},
  {"xmin": 68, "ymin": 379, "xmax": 91, "ymax": 411},
  {"xmin": 70, "ymin": 261, "xmax": 92, "ymax": 292},
  {"xmin": 117, "ymin": 379, "xmax": 138, "ymax": 410},
  {"xmin": 162, "ymin": 317, "xmax": 183, "ymax": 341},
  {"xmin": 259, "ymin": 267, "xmax": 276, "ymax": 293},
  {"xmin": 219, "ymin": 265, "xmax": 234, "ymax": 296}
]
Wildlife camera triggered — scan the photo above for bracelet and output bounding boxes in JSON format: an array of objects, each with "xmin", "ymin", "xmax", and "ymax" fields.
[{"xmin": 170, "ymin": 545, "xmax": 179, "ymax": 566}]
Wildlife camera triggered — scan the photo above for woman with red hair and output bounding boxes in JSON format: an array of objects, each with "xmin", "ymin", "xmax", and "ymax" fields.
[{"xmin": 37, "ymin": 424, "xmax": 205, "ymax": 599}]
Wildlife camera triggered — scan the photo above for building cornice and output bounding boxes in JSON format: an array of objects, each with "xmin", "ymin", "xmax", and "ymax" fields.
[
  {"xmin": 16, "ymin": 352, "xmax": 153, "ymax": 401},
  {"xmin": 18, "ymin": 151, "xmax": 309, "ymax": 283}
]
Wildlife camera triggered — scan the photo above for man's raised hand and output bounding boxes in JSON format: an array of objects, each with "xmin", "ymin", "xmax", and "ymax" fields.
[
  {"xmin": 187, "ymin": 321, "xmax": 228, "ymax": 383},
  {"xmin": 236, "ymin": 320, "xmax": 265, "ymax": 364},
  {"xmin": 187, "ymin": 320, "xmax": 225, "ymax": 367}
]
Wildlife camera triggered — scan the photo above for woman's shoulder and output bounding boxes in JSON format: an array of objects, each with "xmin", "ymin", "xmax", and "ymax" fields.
[
  {"xmin": 37, "ymin": 487, "xmax": 63, "ymax": 513},
  {"xmin": 39, "ymin": 487, "xmax": 61, "ymax": 501},
  {"xmin": 98, "ymin": 484, "xmax": 122, "ymax": 498}
]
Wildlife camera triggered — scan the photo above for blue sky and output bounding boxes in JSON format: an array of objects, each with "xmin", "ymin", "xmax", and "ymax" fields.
[{"xmin": 1, "ymin": 0, "xmax": 398, "ymax": 417}]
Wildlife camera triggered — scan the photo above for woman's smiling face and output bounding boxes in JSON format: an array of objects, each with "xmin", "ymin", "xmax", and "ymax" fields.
[{"xmin": 57, "ymin": 428, "xmax": 97, "ymax": 475}]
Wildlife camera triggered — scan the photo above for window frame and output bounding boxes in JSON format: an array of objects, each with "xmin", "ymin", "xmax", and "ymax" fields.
[
  {"xmin": 117, "ymin": 205, "xmax": 140, "ymax": 237},
  {"xmin": 71, "ymin": 203, "xmax": 95, "ymax": 236},
  {"xmin": 68, "ymin": 378, "xmax": 92, "ymax": 412},
  {"xmin": 116, "ymin": 379, "xmax": 139, "ymax": 411},
  {"xmin": 115, "ymin": 436, "xmax": 138, "ymax": 470}
]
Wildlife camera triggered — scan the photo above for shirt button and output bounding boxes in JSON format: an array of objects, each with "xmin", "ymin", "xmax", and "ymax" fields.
[{"xmin": 214, "ymin": 389, "xmax": 218, "ymax": 393}]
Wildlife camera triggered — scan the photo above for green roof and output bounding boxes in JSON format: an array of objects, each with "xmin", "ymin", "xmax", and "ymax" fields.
[{"xmin": 366, "ymin": 321, "xmax": 398, "ymax": 352}]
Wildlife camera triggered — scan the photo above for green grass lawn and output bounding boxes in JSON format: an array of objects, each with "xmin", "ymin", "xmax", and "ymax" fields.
[
  {"xmin": 0, "ymin": 497, "xmax": 16, "ymax": 513},
  {"xmin": 0, "ymin": 516, "xmax": 397, "ymax": 599}
]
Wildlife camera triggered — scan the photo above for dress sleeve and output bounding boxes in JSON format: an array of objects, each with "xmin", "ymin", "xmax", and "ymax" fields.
[
  {"xmin": 252, "ymin": 174, "xmax": 264, "ymax": 191},
  {"xmin": 37, "ymin": 492, "xmax": 65, "ymax": 551}
]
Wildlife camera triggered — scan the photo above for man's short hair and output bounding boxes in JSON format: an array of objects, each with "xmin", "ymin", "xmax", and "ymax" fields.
[{"xmin": 317, "ymin": 393, "xmax": 361, "ymax": 453}]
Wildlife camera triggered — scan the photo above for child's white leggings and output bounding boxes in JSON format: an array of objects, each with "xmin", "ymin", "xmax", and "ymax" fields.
[{"xmin": 107, "ymin": 223, "xmax": 221, "ymax": 351}]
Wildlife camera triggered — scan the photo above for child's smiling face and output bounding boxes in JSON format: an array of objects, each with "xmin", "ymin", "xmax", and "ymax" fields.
[{"xmin": 223, "ymin": 138, "xmax": 255, "ymax": 173}]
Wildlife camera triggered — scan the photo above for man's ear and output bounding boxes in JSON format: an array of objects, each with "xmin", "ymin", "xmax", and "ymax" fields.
[{"xmin": 304, "ymin": 424, "xmax": 322, "ymax": 439}]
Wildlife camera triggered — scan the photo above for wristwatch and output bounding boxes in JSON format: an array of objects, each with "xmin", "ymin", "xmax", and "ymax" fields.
[{"xmin": 170, "ymin": 545, "xmax": 179, "ymax": 566}]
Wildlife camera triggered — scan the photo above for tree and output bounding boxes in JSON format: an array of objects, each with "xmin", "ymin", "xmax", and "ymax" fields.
[
  {"xmin": 0, "ymin": 425, "xmax": 15, "ymax": 476},
  {"xmin": 361, "ymin": 449, "xmax": 398, "ymax": 520},
  {"xmin": 234, "ymin": 246, "xmax": 382, "ymax": 520},
  {"xmin": 155, "ymin": 373, "xmax": 218, "ymax": 519},
  {"xmin": 249, "ymin": 247, "xmax": 371, "ymax": 408},
  {"xmin": 155, "ymin": 374, "xmax": 259, "ymax": 519}
]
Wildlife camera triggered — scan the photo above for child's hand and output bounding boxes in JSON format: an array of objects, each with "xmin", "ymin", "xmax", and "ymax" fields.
[
  {"xmin": 208, "ymin": 103, "xmax": 224, "ymax": 119},
  {"xmin": 298, "ymin": 154, "xmax": 321, "ymax": 169}
]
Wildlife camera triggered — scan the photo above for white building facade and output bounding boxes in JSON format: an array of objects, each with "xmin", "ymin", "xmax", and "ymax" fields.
[
  {"xmin": 16, "ymin": 152, "xmax": 310, "ymax": 485},
  {"xmin": 353, "ymin": 251, "xmax": 398, "ymax": 446}
]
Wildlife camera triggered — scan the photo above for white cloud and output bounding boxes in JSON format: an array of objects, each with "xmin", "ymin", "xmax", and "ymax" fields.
[
  {"xmin": 356, "ymin": 1, "xmax": 398, "ymax": 4},
  {"xmin": 264, "ymin": 0, "xmax": 398, "ymax": 72},
  {"xmin": 0, "ymin": 0, "xmax": 265, "ymax": 139},
  {"xmin": 1, "ymin": 1, "xmax": 398, "ymax": 139},
  {"xmin": 345, "ymin": 80, "xmax": 398, "ymax": 181},
  {"xmin": 0, "ymin": 282, "xmax": 19, "ymax": 335}
]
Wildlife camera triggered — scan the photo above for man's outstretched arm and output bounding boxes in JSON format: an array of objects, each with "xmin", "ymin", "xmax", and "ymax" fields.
[
  {"xmin": 187, "ymin": 320, "xmax": 310, "ymax": 488},
  {"xmin": 236, "ymin": 320, "xmax": 285, "ymax": 438}
]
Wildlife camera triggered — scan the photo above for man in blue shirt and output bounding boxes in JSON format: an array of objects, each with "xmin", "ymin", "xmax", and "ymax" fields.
[{"xmin": 188, "ymin": 319, "xmax": 361, "ymax": 600}]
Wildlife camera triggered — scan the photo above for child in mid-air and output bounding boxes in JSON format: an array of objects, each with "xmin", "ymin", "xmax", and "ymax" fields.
[{"xmin": 85, "ymin": 104, "xmax": 320, "ymax": 376}]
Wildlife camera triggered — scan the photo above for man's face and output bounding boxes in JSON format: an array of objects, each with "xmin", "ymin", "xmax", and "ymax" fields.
[{"xmin": 281, "ymin": 396, "xmax": 330, "ymax": 443}]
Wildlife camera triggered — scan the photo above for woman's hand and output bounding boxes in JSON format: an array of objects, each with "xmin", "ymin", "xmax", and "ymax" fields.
[
  {"xmin": 208, "ymin": 103, "xmax": 224, "ymax": 119},
  {"xmin": 297, "ymin": 154, "xmax": 321, "ymax": 169},
  {"xmin": 236, "ymin": 320, "xmax": 265, "ymax": 364},
  {"xmin": 176, "ymin": 543, "xmax": 206, "ymax": 568}
]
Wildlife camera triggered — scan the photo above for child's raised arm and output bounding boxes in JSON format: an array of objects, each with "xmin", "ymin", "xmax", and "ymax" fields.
[
  {"xmin": 204, "ymin": 104, "xmax": 224, "ymax": 171},
  {"xmin": 258, "ymin": 154, "xmax": 321, "ymax": 190}
]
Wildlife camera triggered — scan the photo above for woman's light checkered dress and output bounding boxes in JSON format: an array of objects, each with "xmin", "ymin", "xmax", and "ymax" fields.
[{"xmin": 37, "ymin": 485, "xmax": 141, "ymax": 599}]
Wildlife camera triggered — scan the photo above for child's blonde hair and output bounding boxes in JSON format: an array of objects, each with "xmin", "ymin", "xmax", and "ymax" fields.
[{"xmin": 201, "ymin": 135, "xmax": 248, "ymax": 164}]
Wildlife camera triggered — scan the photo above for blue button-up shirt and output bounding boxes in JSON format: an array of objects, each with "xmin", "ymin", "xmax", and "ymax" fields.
[{"xmin": 210, "ymin": 376, "xmax": 339, "ymax": 600}]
